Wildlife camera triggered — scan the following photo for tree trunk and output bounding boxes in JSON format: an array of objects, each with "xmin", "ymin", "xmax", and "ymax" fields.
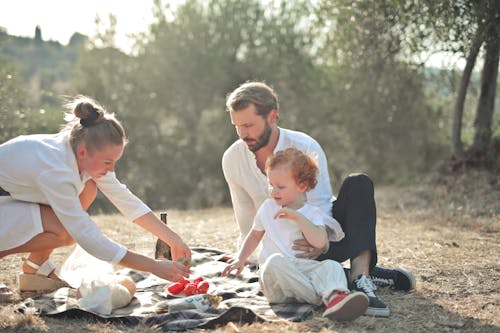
[
  {"xmin": 451, "ymin": 35, "xmax": 482, "ymax": 159},
  {"xmin": 472, "ymin": 21, "xmax": 500, "ymax": 151}
]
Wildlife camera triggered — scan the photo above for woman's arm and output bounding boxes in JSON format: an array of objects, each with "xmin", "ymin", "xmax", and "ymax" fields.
[
  {"xmin": 133, "ymin": 212, "xmax": 191, "ymax": 262},
  {"xmin": 95, "ymin": 174, "xmax": 191, "ymax": 261},
  {"xmin": 119, "ymin": 250, "xmax": 190, "ymax": 282}
]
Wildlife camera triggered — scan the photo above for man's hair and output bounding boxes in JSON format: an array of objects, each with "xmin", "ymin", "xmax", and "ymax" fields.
[
  {"xmin": 226, "ymin": 81, "xmax": 279, "ymax": 118},
  {"xmin": 265, "ymin": 147, "xmax": 319, "ymax": 191}
]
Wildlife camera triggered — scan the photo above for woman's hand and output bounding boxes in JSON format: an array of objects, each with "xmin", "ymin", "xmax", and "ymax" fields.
[
  {"xmin": 221, "ymin": 259, "xmax": 246, "ymax": 277},
  {"xmin": 169, "ymin": 237, "xmax": 192, "ymax": 263},
  {"xmin": 133, "ymin": 212, "xmax": 192, "ymax": 262},
  {"xmin": 119, "ymin": 250, "xmax": 190, "ymax": 283},
  {"xmin": 293, "ymin": 238, "xmax": 323, "ymax": 260},
  {"xmin": 151, "ymin": 259, "xmax": 190, "ymax": 282}
]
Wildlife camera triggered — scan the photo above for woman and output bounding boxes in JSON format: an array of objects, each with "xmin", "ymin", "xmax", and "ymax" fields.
[{"xmin": 0, "ymin": 95, "xmax": 191, "ymax": 299}]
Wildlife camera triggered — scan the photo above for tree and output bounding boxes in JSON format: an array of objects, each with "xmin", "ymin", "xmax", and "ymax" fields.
[
  {"xmin": 318, "ymin": 0, "xmax": 499, "ymax": 172},
  {"xmin": 34, "ymin": 25, "xmax": 42, "ymax": 42},
  {"xmin": 73, "ymin": 0, "xmax": 334, "ymax": 209},
  {"xmin": 439, "ymin": 0, "xmax": 500, "ymax": 168},
  {"xmin": 472, "ymin": 2, "xmax": 500, "ymax": 151},
  {"xmin": 0, "ymin": 59, "xmax": 26, "ymax": 143},
  {"xmin": 452, "ymin": 34, "xmax": 482, "ymax": 159},
  {"xmin": 314, "ymin": 1, "xmax": 447, "ymax": 182}
]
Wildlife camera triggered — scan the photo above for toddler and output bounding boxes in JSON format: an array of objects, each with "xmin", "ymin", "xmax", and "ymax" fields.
[{"xmin": 222, "ymin": 147, "xmax": 368, "ymax": 321}]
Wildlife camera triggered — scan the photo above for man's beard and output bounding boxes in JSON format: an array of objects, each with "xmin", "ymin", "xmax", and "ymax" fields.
[{"xmin": 245, "ymin": 123, "xmax": 272, "ymax": 152}]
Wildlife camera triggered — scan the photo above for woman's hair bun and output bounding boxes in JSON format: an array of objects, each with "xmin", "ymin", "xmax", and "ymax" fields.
[{"xmin": 75, "ymin": 100, "xmax": 101, "ymax": 127}]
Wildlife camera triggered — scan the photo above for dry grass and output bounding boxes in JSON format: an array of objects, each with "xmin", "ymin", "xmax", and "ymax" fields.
[{"xmin": 1, "ymin": 171, "xmax": 499, "ymax": 332}]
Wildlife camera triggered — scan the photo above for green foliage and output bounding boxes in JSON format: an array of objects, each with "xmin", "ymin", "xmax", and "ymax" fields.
[
  {"xmin": 0, "ymin": 58, "xmax": 26, "ymax": 143},
  {"xmin": 0, "ymin": 29, "xmax": 86, "ymax": 111},
  {"xmin": 3, "ymin": 0, "xmax": 490, "ymax": 210},
  {"xmin": 314, "ymin": 0, "xmax": 450, "ymax": 184}
]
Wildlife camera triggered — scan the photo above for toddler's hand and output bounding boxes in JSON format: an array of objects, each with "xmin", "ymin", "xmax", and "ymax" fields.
[
  {"xmin": 274, "ymin": 207, "xmax": 301, "ymax": 221},
  {"xmin": 222, "ymin": 260, "xmax": 245, "ymax": 277}
]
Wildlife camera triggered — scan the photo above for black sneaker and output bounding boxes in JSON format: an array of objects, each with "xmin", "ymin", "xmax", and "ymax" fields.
[
  {"xmin": 369, "ymin": 266, "xmax": 416, "ymax": 291},
  {"xmin": 350, "ymin": 274, "xmax": 390, "ymax": 317}
]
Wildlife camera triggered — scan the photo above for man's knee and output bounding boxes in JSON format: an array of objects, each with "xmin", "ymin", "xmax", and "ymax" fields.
[{"xmin": 345, "ymin": 173, "xmax": 374, "ymax": 192}]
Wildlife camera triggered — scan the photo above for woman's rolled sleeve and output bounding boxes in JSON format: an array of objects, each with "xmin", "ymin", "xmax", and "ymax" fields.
[{"xmin": 96, "ymin": 172, "xmax": 151, "ymax": 221}]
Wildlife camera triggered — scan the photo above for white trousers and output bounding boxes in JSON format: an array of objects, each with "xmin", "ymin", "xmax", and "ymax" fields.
[{"xmin": 259, "ymin": 253, "xmax": 348, "ymax": 306}]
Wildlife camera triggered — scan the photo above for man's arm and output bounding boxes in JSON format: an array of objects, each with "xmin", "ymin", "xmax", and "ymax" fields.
[{"xmin": 222, "ymin": 151, "xmax": 258, "ymax": 241}]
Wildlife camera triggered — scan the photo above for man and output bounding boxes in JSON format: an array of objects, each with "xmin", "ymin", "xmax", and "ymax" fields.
[{"xmin": 221, "ymin": 81, "xmax": 415, "ymax": 317}]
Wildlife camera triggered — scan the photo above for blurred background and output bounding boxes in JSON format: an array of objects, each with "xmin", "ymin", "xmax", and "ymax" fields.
[{"xmin": 0, "ymin": 0, "xmax": 498, "ymax": 212}]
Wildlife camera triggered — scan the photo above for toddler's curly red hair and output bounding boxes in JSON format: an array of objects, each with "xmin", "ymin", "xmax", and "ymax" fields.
[{"xmin": 265, "ymin": 147, "xmax": 318, "ymax": 191}]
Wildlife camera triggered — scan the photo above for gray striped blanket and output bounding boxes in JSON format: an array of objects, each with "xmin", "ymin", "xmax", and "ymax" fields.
[{"xmin": 18, "ymin": 247, "xmax": 317, "ymax": 331}]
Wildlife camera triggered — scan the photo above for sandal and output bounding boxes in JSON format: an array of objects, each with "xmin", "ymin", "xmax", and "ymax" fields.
[
  {"xmin": 0, "ymin": 282, "xmax": 14, "ymax": 302},
  {"xmin": 18, "ymin": 258, "xmax": 70, "ymax": 293}
]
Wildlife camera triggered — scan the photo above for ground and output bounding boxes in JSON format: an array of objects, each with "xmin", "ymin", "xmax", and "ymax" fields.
[{"xmin": 0, "ymin": 169, "xmax": 499, "ymax": 332}]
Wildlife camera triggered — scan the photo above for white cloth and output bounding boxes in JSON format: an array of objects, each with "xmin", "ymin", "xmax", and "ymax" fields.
[
  {"xmin": 0, "ymin": 132, "xmax": 151, "ymax": 263},
  {"xmin": 253, "ymin": 199, "xmax": 344, "ymax": 264},
  {"xmin": 259, "ymin": 253, "xmax": 348, "ymax": 305},
  {"xmin": 222, "ymin": 127, "xmax": 335, "ymax": 248}
]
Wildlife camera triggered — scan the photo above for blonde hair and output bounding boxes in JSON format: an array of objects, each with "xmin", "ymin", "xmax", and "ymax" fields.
[
  {"xmin": 265, "ymin": 147, "xmax": 318, "ymax": 191},
  {"xmin": 61, "ymin": 95, "xmax": 127, "ymax": 153},
  {"xmin": 226, "ymin": 81, "xmax": 279, "ymax": 117}
]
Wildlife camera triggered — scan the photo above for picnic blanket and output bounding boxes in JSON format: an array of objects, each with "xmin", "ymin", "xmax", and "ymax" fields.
[{"xmin": 18, "ymin": 247, "xmax": 317, "ymax": 331}]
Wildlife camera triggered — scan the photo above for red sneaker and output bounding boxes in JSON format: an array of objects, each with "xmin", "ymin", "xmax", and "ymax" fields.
[{"xmin": 323, "ymin": 290, "xmax": 369, "ymax": 321}]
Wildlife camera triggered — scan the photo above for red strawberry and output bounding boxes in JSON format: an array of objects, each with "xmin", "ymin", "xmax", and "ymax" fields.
[
  {"xmin": 167, "ymin": 278, "xmax": 190, "ymax": 295},
  {"xmin": 183, "ymin": 283, "xmax": 198, "ymax": 296},
  {"xmin": 196, "ymin": 281, "xmax": 209, "ymax": 294},
  {"xmin": 178, "ymin": 278, "xmax": 190, "ymax": 287},
  {"xmin": 167, "ymin": 282, "xmax": 185, "ymax": 295},
  {"xmin": 192, "ymin": 276, "xmax": 204, "ymax": 286}
]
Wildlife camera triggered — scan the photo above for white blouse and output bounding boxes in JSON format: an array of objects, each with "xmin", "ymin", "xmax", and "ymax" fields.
[
  {"xmin": 253, "ymin": 199, "xmax": 344, "ymax": 264},
  {"xmin": 0, "ymin": 131, "xmax": 151, "ymax": 264}
]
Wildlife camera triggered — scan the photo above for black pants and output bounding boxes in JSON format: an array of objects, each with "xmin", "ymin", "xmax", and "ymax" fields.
[
  {"xmin": 317, "ymin": 173, "xmax": 378, "ymax": 270},
  {"xmin": 0, "ymin": 186, "xmax": 10, "ymax": 196}
]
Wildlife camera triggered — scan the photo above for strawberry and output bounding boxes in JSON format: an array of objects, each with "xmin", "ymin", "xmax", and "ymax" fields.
[
  {"xmin": 178, "ymin": 278, "xmax": 190, "ymax": 287},
  {"xmin": 192, "ymin": 276, "xmax": 204, "ymax": 286},
  {"xmin": 167, "ymin": 278, "xmax": 189, "ymax": 295},
  {"xmin": 196, "ymin": 281, "xmax": 209, "ymax": 294},
  {"xmin": 167, "ymin": 282, "xmax": 185, "ymax": 295},
  {"xmin": 183, "ymin": 283, "xmax": 197, "ymax": 296}
]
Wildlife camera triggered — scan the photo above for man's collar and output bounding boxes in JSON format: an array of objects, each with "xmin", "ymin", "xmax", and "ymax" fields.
[{"xmin": 273, "ymin": 127, "xmax": 283, "ymax": 152}]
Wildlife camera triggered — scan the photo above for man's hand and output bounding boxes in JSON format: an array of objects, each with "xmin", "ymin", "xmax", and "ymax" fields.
[
  {"xmin": 293, "ymin": 238, "xmax": 323, "ymax": 259},
  {"xmin": 217, "ymin": 254, "xmax": 236, "ymax": 263}
]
